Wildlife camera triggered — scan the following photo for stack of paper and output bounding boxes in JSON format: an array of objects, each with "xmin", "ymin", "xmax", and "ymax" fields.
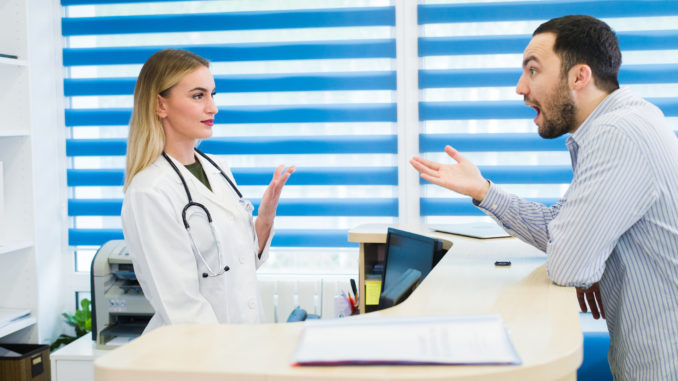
[
  {"xmin": 292, "ymin": 314, "xmax": 521, "ymax": 366},
  {"xmin": 0, "ymin": 308, "xmax": 31, "ymax": 329}
]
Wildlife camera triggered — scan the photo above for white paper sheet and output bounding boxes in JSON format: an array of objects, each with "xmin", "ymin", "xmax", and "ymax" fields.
[
  {"xmin": 430, "ymin": 222, "xmax": 511, "ymax": 239},
  {"xmin": 0, "ymin": 308, "xmax": 31, "ymax": 328},
  {"xmin": 292, "ymin": 314, "xmax": 521, "ymax": 366}
]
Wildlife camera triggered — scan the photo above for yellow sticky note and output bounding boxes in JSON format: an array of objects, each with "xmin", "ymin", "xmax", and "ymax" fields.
[{"xmin": 365, "ymin": 279, "xmax": 382, "ymax": 305}]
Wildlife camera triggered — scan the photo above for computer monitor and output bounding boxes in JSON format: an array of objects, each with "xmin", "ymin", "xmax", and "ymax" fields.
[
  {"xmin": 380, "ymin": 228, "xmax": 442, "ymax": 300},
  {"xmin": 378, "ymin": 268, "xmax": 422, "ymax": 309}
]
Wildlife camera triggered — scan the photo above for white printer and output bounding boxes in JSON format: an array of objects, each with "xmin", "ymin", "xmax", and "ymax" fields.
[{"xmin": 91, "ymin": 240, "xmax": 153, "ymax": 348}]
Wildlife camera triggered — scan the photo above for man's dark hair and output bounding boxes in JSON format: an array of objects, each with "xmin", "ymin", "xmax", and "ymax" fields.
[{"xmin": 534, "ymin": 15, "xmax": 621, "ymax": 93}]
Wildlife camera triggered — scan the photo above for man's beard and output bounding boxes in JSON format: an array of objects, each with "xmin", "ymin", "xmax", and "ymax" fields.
[{"xmin": 536, "ymin": 81, "xmax": 577, "ymax": 139}]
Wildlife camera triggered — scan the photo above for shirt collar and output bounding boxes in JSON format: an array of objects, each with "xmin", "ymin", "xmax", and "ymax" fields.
[{"xmin": 567, "ymin": 87, "xmax": 628, "ymax": 148}]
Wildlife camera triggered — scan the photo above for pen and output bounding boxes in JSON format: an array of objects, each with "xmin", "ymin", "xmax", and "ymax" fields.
[
  {"xmin": 348, "ymin": 296, "xmax": 357, "ymax": 315},
  {"xmin": 341, "ymin": 290, "xmax": 357, "ymax": 315},
  {"xmin": 350, "ymin": 278, "xmax": 358, "ymax": 301}
]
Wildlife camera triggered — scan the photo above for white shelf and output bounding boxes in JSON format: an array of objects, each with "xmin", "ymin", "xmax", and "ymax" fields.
[
  {"xmin": 0, "ymin": 241, "xmax": 33, "ymax": 255},
  {"xmin": 0, "ymin": 315, "xmax": 36, "ymax": 339},
  {"xmin": 0, "ymin": 0, "xmax": 65, "ymax": 346},
  {"xmin": 51, "ymin": 334, "xmax": 109, "ymax": 360},
  {"xmin": 0, "ymin": 130, "xmax": 30, "ymax": 138},
  {"xmin": 0, "ymin": 0, "xmax": 56, "ymax": 346},
  {"xmin": 0, "ymin": 56, "xmax": 27, "ymax": 67},
  {"xmin": 51, "ymin": 335, "xmax": 108, "ymax": 381}
]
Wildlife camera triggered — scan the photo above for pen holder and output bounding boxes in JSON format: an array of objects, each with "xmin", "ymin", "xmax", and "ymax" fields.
[{"xmin": 333, "ymin": 295, "xmax": 352, "ymax": 318}]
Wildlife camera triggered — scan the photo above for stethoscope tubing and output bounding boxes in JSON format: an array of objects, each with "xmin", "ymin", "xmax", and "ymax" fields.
[{"xmin": 162, "ymin": 149, "xmax": 244, "ymax": 277}]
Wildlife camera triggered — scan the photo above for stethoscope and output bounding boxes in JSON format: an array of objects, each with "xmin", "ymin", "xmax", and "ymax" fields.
[{"xmin": 162, "ymin": 148, "xmax": 254, "ymax": 278}]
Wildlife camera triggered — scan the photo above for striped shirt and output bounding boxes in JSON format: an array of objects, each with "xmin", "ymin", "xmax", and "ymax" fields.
[{"xmin": 476, "ymin": 88, "xmax": 678, "ymax": 380}]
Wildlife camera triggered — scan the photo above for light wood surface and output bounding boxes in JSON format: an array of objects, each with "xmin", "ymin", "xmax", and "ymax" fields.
[{"xmin": 94, "ymin": 224, "xmax": 582, "ymax": 381}]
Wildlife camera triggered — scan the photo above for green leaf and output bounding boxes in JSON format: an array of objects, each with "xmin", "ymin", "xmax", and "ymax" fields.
[
  {"xmin": 75, "ymin": 310, "xmax": 87, "ymax": 322},
  {"xmin": 61, "ymin": 298, "xmax": 93, "ymax": 333},
  {"xmin": 62, "ymin": 313, "xmax": 78, "ymax": 327},
  {"xmin": 50, "ymin": 334, "xmax": 77, "ymax": 352}
]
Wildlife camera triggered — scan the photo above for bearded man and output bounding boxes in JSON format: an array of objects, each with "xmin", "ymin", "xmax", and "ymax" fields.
[{"xmin": 411, "ymin": 15, "xmax": 678, "ymax": 380}]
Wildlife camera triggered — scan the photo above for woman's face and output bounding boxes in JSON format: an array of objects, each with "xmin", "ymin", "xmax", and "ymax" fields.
[{"xmin": 156, "ymin": 65, "xmax": 218, "ymax": 144}]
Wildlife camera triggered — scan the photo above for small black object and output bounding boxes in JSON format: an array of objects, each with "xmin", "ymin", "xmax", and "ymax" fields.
[
  {"xmin": 224, "ymin": 266, "xmax": 230, "ymax": 272},
  {"xmin": 202, "ymin": 272, "xmax": 208, "ymax": 278},
  {"xmin": 494, "ymin": 260, "xmax": 511, "ymax": 266}
]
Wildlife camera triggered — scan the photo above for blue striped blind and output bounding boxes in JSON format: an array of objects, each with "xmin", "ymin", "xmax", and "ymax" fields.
[
  {"xmin": 63, "ymin": 0, "xmax": 678, "ymax": 254},
  {"xmin": 417, "ymin": 0, "xmax": 678, "ymax": 222},
  {"xmin": 62, "ymin": 1, "xmax": 397, "ymax": 250}
]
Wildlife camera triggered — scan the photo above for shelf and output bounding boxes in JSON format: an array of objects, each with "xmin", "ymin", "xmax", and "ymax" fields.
[
  {"xmin": 0, "ymin": 241, "xmax": 33, "ymax": 256},
  {"xmin": 0, "ymin": 314, "xmax": 36, "ymax": 339},
  {"xmin": 0, "ymin": 57, "xmax": 28, "ymax": 66},
  {"xmin": 0, "ymin": 0, "xmax": 43, "ymax": 346},
  {"xmin": 51, "ymin": 334, "xmax": 109, "ymax": 360},
  {"xmin": 0, "ymin": 56, "xmax": 27, "ymax": 67},
  {"xmin": 0, "ymin": 130, "xmax": 30, "ymax": 138}
]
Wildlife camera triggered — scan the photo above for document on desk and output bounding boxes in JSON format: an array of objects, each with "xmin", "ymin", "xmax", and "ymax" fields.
[
  {"xmin": 430, "ymin": 222, "xmax": 511, "ymax": 239},
  {"xmin": 292, "ymin": 314, "xmax": 521, "ymax": 366}
]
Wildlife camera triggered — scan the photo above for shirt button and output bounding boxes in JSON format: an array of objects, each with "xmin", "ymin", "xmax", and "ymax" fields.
[
  {"xmin": 248, "ymin": 299, "xmax": 256, "ymax": 309},
  {"xmin": 492, "ymin": 204, "xmax": 498, "ymax": 210},
  {"xmin": 239, "ymin": 256, "xmax": 245, "ymax": 264}
]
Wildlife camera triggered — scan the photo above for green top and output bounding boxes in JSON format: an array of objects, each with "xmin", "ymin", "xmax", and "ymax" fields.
[{"xmin": 184, "ymin": 158, "xmax": 212, "ymax": 191}]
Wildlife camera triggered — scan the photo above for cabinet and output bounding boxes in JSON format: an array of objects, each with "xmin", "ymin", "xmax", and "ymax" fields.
[
  {"xmin": 50, "ymin": 335, "xmax": 107, "ymax": 381},
  {"xmin": 0, "ymin": 0, "xmax": 66, "ymax": 345}
]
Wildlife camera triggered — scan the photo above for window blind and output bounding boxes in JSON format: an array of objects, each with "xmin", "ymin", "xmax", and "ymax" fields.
[
  {"xmin": 62, "ymin": 1, "xmax": 397, "ymax": 264},
  {"xmin": 62, "ymin": 0, "xmax": 678, "ymax": 269},
  {"xmin": 417, "ymin": 0, "xmax": 678, "ymax": 222}
]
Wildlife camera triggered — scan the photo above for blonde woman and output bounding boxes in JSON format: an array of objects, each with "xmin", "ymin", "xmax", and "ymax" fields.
[{"xmin": 121, "ymin": 49, "xmax": 294, "ymax": 333}]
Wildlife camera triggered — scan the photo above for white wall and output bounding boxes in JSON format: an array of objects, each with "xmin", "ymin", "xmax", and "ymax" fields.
[{"xmin": 27, "ymin": 0, "xmax": 68, "ymax": 343}]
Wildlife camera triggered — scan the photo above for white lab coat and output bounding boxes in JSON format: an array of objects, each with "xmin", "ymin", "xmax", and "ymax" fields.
[{"xmin": 121, "ymin": 153, "xmax": 272, "ymax": 334}]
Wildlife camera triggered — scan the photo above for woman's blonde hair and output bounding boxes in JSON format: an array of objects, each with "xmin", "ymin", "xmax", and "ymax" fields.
[{"xmin": 124, "ymin": 49, "xmax": 209, "ymax": 191}]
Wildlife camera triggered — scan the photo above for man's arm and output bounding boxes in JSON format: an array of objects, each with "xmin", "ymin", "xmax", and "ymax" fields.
[
  {"xmin": 475, "ymin": 182, "xmax": 563, "ymax": 251},
  {"xmin": 410, "ymin": 145, "xmax": 562, "ymax": 251},
  {"xmin": 410, "ymin": 145, "xmax": 490, "ymax": 202},
  {"xmin": 410, "ymin": 127, "xmax": 657, "ymax": 289}
]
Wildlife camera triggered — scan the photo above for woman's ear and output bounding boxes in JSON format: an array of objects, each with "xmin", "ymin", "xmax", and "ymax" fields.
[{"xmin": 156, "ymin": 94, "xmax": 168, "ymax": 119}]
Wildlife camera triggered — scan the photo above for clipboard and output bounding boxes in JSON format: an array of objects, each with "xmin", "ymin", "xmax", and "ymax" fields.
[{"xmin": 430, "ymin": 222, "xmax": 511, "ymax": 239}]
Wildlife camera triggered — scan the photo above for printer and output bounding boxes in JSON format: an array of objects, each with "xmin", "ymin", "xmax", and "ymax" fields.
[{"xmin": 91, "ymin": 240, "xmax": 153, "ymax": 348}]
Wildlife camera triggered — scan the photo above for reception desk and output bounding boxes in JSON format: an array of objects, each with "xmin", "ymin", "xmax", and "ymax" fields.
[{"xmin": 94, "ymin": 224, "xmax": 583, "ymax": 381}]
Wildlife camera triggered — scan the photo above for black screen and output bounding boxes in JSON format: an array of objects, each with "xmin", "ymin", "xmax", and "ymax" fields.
[{"xmin": 381, "ymin": 228, "xmax": 438, "ymax": 293}]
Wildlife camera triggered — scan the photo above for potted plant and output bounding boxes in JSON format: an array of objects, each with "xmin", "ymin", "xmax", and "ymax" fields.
[{"xmin": 50, "ymin": 298, "xmax": 91, "ymax": 351}]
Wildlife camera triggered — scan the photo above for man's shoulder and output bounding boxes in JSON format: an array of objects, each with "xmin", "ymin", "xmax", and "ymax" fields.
[{"xmin": 595, "ymin": 90, "xmax": 664, "ymax": 128}]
